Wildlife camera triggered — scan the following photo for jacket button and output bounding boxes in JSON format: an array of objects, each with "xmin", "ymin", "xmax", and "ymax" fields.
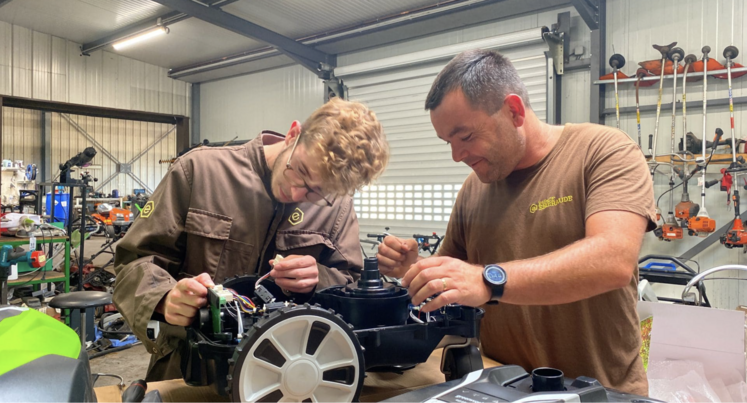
[{"xmin": 152, "ymin": 347, "xmax": 158, "ymax": 354}]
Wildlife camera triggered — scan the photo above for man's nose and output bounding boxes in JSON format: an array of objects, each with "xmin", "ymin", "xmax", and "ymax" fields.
[{"xmin": 451, "ymin": 144, "xmax": 466, "ymax": 163}]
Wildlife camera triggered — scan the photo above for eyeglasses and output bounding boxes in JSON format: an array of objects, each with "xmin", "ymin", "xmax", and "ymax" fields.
[{"xmin": 283, "ymin": 132, "xmax": 334, "ymax": 207}]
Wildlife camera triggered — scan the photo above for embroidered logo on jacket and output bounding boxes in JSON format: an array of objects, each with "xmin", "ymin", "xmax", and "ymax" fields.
[
  {"xmin": 141, "ymin": 201, "xmax": 155, "ymax": 218},
  {"xmin": 529, "ymin": 195, "xmax": 573, "ymax": 214},
  {"xmin": 289, "ymin": 207, "xmax": 304, "ymax": 225}
]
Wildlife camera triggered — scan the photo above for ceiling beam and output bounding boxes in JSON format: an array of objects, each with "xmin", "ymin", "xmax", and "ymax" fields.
[
  {"xmin": 570, "ymin": 0, "xmax": 600, "ymax": 30},
  {"xmin": 80, "ymin": 0, "xmax": 240, "ymax": 55},
  {"xmin": 149, "ymin": 0, "xmax": 334, "ymax": 76},
  {"xmin": 168, "ymin": 0, "xmax": 566, "ymax": 81}
]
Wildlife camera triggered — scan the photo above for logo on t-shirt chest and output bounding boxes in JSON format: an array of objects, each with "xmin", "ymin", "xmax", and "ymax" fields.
[{"xmin": 529, "ymin": 195, "xmax": 574, "ymax": 214}]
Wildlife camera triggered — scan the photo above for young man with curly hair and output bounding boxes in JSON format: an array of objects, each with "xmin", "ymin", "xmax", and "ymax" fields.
[{"xmin": 113, "ymin": 97, "xmax": 389, "ymax": 381}]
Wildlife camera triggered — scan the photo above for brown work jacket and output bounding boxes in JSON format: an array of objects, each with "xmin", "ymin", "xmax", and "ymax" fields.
[{"xmin": 112, "ymin": 132, "xmax": 363, "ymax": 380}]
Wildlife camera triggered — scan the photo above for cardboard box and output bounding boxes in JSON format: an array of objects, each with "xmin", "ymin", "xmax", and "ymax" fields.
[{"xmin": 638, "ymin": 301, "xmax": 746, "ymax": 385}]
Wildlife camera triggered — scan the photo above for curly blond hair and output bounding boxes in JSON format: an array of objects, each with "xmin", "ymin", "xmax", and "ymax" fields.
[{"xmin": 300, "ymin": 97, "xmax": 389, "ymax": 195}]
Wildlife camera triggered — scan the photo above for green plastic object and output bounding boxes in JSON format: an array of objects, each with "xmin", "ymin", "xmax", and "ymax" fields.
[{"xmin": 0, "ymin": 308, "xmax": 81, "ymax": 377}]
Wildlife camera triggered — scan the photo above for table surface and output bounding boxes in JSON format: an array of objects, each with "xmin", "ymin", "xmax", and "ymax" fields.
[{"xmin": 93, "ymin": 349, "xmax": 501, "ymax": 402}]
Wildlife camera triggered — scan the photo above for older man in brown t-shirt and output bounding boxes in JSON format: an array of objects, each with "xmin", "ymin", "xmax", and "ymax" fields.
[{"xmin": 377, "ymin": 50, "xmax": 656, "ymax": 396}]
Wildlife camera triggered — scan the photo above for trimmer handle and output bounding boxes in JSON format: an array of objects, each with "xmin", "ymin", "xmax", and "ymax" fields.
[
  {"xmin": 673, "ymin": 166, "xmax": 684, "ymax": 179},
  {"xmin": 705, "ymin": 179, "xmax": 720, "ymax": 188},
  {"xmin": 713, "ymin": 128, "xmax": 724, "ymax": 143}
]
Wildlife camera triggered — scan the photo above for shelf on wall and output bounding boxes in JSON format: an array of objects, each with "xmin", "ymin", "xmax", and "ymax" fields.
[
  {"xmin": 594, "ymin": 66, "xmax": 747, "ymax": 85},
  {"xmin": 647, "ymin": 153, "xmax": 747, "ymax": 165}
]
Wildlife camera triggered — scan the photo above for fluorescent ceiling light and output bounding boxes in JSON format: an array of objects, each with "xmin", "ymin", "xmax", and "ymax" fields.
[{"xmin": 113, "ymin": 27, "xmax": 167, "ymax": 50}]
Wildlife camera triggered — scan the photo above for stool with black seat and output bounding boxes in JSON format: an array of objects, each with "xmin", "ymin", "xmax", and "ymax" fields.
[{"xmin": 49, "ymin": 291, "xmax": 111, "ymax": 345}]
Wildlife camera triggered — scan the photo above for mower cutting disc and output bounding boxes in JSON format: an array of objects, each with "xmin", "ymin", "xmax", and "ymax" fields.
[{"xmin": 228, "ymin": 304, "xmax": 364, "ymax": 403}]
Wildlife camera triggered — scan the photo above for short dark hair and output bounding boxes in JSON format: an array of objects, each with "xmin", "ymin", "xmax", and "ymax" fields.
[{"xmin": 424, "ymin": 49, "xmax": 531, "ymax": 114}]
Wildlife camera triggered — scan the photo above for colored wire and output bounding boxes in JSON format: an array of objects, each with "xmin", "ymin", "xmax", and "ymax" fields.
[{"xmin": 255, "ymin": 272, "xmax": 272, "ymax": 289}]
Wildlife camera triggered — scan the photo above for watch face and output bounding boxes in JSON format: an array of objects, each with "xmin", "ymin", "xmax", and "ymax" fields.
[{"xmin": 485, "ymin": 266, "xmax": 506, "ymax": 284}]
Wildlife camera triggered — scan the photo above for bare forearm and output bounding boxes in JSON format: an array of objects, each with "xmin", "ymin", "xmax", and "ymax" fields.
[{"xmin": 500, "ymin": 234, "xmax": 640, "ymax": 305}]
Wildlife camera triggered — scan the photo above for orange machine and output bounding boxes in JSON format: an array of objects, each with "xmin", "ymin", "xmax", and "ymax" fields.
[
  {"xmin": 659, "ymin": 221, "xmax": 684, "ymax": 240},
  {"xmin": 721, "ymin": 191, "xmax": 747, "ymax": 250},
  {"xmin": 91, "ymin": 203, "xmax": 133, "ymax": 236}
]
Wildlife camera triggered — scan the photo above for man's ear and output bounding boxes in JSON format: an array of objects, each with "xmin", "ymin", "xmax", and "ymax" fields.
[
  {"xmin": 285, "ymin": 120, "xmax": 302, "ymax": 145},
  {"xmin": 503, "ymin": 94, "xmax": 526, "ymax": 127}
]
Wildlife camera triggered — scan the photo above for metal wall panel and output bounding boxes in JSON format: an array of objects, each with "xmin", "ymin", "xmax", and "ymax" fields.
[
  {"xmin": 31, "ymin": 31, "xmax": 50, "ymax": 101},
  {"xmin": 561, "ymin": 70, "xmax": 590, "ymax": 123},
  {"xmin": 0, "ymin": 22, "xmax": 191, "ymax": 197},
  {"xmin": 12, "ymin": 26, "xmax": 32, "ymax": 98},
  {"xmin": 200, "ymin": 64, "xmax": 324, "ymax": 142},
  {"xmin": 116, "ymin": 55, "xmax": 132, "ymax": 110},
  {"xmin": 102, "ymin": 51, "xmax": 118, "ymax": 108},
  {"xmin": 49, "ymin": 113, "xmax": 176, "ymax": 196},
  {"xmin": 0, "ymin": 22, "xmax": 11, "ymax": 96},
  {"xmin": 51, "ymin": 36, "xmax": 68, "ymax": 102},
  {"xmin": 85, "ymin": 50, "xmax": 102, "ymax": 107},
  {"xmin": 600, "ymin": 0, "xmax": 747, "ymax": 309},
  {"xmin": 67, "ymin": 40, "xmax": 86, "ymax": 104}
]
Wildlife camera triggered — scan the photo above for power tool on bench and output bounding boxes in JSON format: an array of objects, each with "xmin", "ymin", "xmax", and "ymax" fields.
[{"xmin": 0, "ymin": 244, "xmax": 47, "ymax": 304}]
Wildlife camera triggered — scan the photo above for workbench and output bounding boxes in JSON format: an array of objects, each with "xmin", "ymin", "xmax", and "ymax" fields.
[
  {"xmin": 4, "ymin": 235, "xmax": 71, "ymax": 294},
  {"xmin": 93, "ymin": 349, "xmax": 501, "ymax": 402}
]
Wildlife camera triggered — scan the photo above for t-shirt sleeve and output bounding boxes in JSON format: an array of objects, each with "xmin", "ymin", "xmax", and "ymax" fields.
[
  {"xmin": 584, "ymin": 134, "xmax": 657, "ymax": 231},
  {"xmin": 438, "ymin": 179, "xmax": 470, "ymax": 261}
]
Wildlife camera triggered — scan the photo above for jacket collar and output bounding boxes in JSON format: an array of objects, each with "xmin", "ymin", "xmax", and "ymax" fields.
[{"xmin": 246, "ymin": 130, "xmax": 286, "ymax": 200}]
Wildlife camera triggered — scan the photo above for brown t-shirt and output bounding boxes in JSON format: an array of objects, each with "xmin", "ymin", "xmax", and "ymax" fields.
[{"xmin": 439, "ymin": 123, "xmax": 656, "ymax": 396}]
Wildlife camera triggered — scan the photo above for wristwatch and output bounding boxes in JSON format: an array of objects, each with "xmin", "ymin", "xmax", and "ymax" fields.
[{"xmin": 482, "ymin": 264, "xmax": 507, "ymax": 304}]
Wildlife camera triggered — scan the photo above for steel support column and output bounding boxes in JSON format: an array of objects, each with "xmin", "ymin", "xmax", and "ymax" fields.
[
  {"xmin": 570, "ymin": 0, "xmax": 600, "ymax": 30},
  {"xmin": 191, "ymin": 84, "xmax": 200, "ymax": 144},
  {"xmin": 587, "ymin": 0, "xmax": 606, "ymax": 124},
  {"xmin": 176, "ymin": 117, "xmax": 190, "ymax": 155},
  {"xmin": 42, "ymin": 112, "xmax": 52, "ymax": 181}
]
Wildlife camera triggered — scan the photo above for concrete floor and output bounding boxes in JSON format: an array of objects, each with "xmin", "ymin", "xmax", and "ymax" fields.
[
  {"xmin": 90, "ymin": 344, "xmax": 151, "ymax": 388},
  {"xmin": 78, "ymin": 236, "xmax": 152, "ymax": 389}
]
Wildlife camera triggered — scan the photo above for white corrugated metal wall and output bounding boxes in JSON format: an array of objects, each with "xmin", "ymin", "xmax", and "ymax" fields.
[
  {"xmin": 0, "ymin": 21, "xmax": 190, "ymax": 195},
  {"xmin": 600, "ymin": 0, "xmax": 747, "ymax": 308},
  {"xmin": 200, "ymin": 64, "xmax": 324, "ymax": 143},
  {"xmin": 338, "ymin": 37, "xmax": 549, "ymax": 239}
]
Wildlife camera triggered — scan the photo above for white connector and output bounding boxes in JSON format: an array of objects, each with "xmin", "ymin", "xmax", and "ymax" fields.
[{"xmin": 212, "ymin": 284, "xmax": 234, "ymax": 303}]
